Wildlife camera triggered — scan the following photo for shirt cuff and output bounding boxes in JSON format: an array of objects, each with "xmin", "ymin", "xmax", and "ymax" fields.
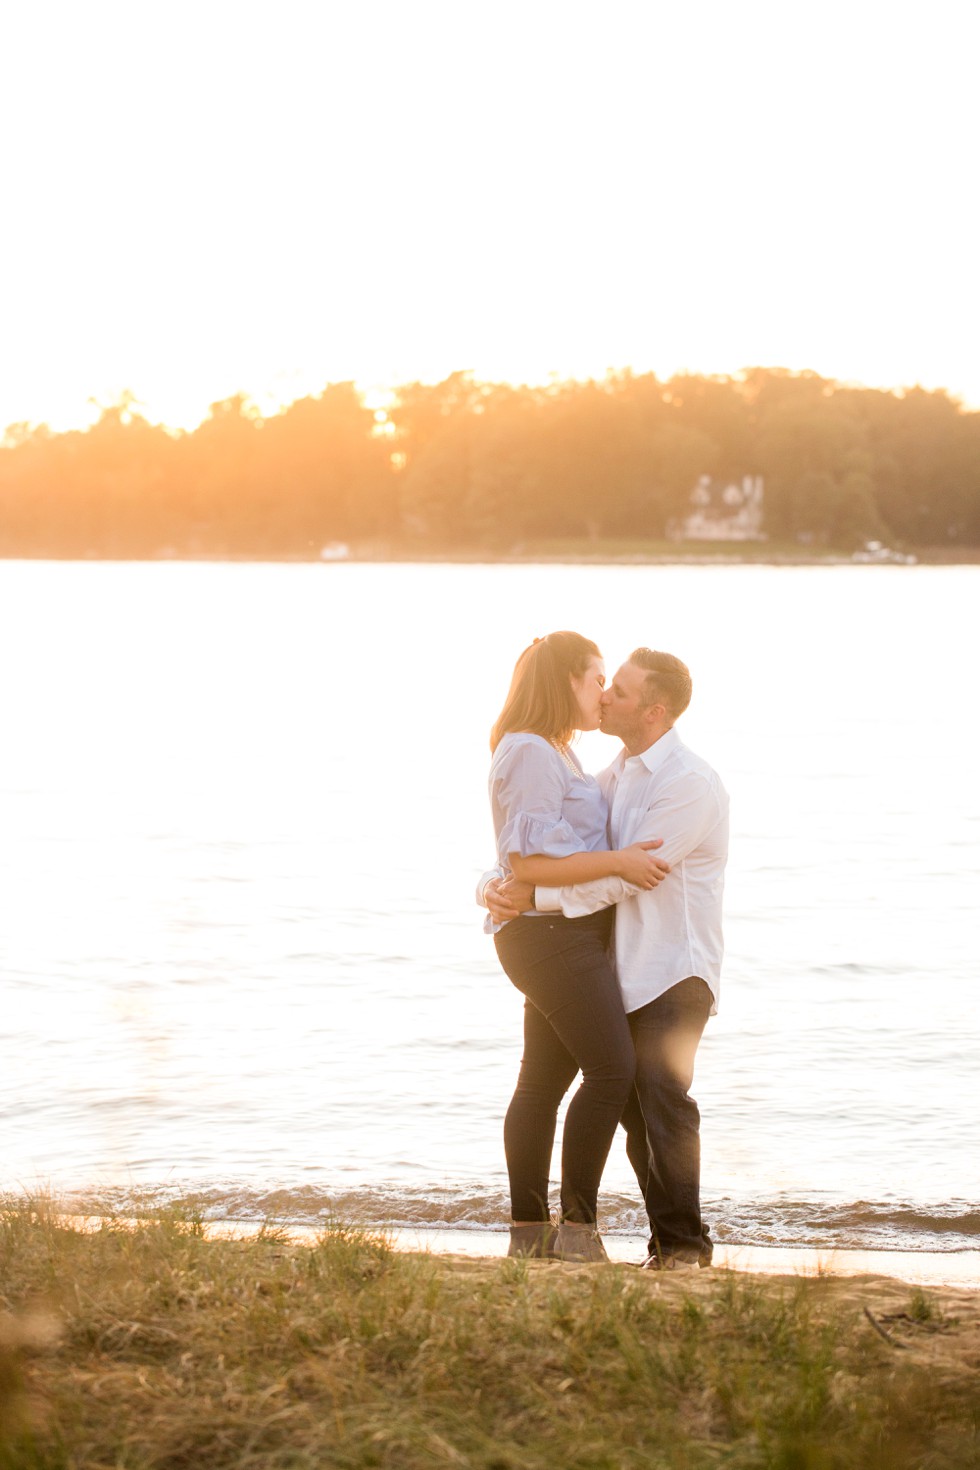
[{"xmin": 535, "ymin": 885, "xmax": 562, "ymax": 912}]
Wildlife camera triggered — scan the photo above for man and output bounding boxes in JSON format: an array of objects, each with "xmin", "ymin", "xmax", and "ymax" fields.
[{"xmin": 486, "ymin": 648, "xmax": 729, "ymax": 1271}]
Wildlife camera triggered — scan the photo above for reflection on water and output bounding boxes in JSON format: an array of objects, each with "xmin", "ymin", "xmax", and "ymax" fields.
[{"xmin": 0, "ymin": 561, "xmax": 977, "ymax": 1251}]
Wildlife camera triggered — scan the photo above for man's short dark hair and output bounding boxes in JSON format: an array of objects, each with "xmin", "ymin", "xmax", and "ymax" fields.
[{"xmin": 629, "ymin": 649, "xmax": 692, "ymax": 722}]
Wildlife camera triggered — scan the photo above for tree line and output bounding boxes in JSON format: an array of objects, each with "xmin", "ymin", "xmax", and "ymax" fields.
[{"xmin": 1, "ymin": 368, "xmax": 978, "ymax": 557}]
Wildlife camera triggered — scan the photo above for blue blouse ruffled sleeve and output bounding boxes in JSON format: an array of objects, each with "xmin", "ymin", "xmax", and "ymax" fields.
[
  {"xmin": 496, "ymin": 809, "xmax": 581, "ymax": 859},
  {"xmin": 490, "ymin": 738, "xmax": 581, "ymax": 861}
]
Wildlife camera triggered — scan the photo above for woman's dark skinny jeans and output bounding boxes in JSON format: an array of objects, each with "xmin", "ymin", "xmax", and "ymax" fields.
[{"xmin": 493, "ymin": 908, "xmax": 635, "ymax": 1226}]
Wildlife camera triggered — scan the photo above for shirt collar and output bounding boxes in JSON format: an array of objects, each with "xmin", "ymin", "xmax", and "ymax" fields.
[{"xmin": 629, "ymin": 725, "xmax": 681, "ymax": 776}]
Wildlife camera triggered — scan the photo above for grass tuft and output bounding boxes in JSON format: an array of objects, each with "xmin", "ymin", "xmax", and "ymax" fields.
[{"xmin": 0, "ymin": 1203, "xmax": 978, "ymax": 1469}]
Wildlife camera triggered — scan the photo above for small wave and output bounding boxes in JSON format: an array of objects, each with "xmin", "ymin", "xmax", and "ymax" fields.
[
  {"xmin": 836, "ymin": 1203, "xmax": 980, "ymax": 1236},
  {"xmin": 9, "ymin": 1183, "xmax": 977, "ymax": 1254},
  {"xmin": 702, "ymin": 1197, "xmax": 980, "ymax": 1253}
]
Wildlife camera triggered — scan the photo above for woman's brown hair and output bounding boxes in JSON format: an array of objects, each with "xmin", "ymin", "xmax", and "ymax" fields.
[{"xmin": 490, "ymin": 631, "xmax": 601, "ymax": 753}]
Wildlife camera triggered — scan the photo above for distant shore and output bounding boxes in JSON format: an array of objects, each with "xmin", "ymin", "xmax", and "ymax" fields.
[
  {"xmin": 324, "ymin": 545, "xmax": 978, "ymax": 567},
  {"xmin": 2, "ymin": 543, "xmax": 978, "ymax": 566}
]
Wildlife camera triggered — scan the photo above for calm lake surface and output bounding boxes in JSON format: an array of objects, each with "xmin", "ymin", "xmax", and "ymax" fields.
[{"xmin": 1, "ymin": 560, "xmax": 977, "ymax": 1253}]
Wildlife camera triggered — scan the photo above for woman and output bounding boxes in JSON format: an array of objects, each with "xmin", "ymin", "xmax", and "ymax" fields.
[{"xmin": 487, "ymin": 631, "xmax": 667, "ymax": 1261}]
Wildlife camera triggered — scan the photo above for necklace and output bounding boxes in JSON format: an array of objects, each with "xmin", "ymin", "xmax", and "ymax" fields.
[{"xmin": 551, "ymin": 741, "xmax": 583, "ymax": 779}]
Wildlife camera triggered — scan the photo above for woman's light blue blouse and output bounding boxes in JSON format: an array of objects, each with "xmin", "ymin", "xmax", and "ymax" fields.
[{"xmin": 488, "ymin": 731, "xmax": 609, "ymax": 886}]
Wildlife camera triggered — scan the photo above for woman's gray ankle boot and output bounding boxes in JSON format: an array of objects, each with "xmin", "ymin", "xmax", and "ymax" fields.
[
  {"xmin": 507, "ymin": 1221, "xmax": 559, "ymax": 1258},
  {"xmin": 556, "ymin": 1219, "xmax": 609, "ymax": 1263}
]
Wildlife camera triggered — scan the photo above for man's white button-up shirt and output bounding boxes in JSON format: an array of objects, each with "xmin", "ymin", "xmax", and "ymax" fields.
[{"xmin": 535, "ymin": 727, "xmax": 729, "ymax": 1014}]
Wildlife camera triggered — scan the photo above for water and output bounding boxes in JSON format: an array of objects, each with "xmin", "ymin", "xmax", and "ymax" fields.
[{"xmin": 1, "ymin": 559, "xmax": 977, "ymax": 1254}]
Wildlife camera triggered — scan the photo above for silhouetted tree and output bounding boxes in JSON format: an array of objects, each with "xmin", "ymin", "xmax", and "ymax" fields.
[
  {"xmin": 390, "ymin": 372, "xmax": 483, "ymax": 541},
  {"xmin": 2, "ymin": 368, "xmax": 978, "ymax": 557},
  {"xmin": 259, "ymin": 383, "xmax": 392, "ymax": 549}
]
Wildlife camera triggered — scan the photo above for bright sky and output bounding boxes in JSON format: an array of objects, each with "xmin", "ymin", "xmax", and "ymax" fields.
[{"xmin": 2, "ymin": 0, "xmax": 978, "ymax": 432}]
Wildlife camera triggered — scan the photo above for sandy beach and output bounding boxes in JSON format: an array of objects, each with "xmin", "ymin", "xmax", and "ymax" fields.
[
  {"xmin": 178, "ymin": 1215, "xmax": 980, "ymax": 1289},
  {"xmin": 388, "ymin": 1227, "xmax": 980, "ymax": 1289},
  {"xmin": 60, "ymin": 1208, "xmax": 980, "ymax": 1290}
]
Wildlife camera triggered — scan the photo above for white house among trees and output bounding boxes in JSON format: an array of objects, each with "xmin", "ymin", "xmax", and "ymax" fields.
[{"xmin": 670, "ymin": 475, "xmax": 766, "ymax": 541}]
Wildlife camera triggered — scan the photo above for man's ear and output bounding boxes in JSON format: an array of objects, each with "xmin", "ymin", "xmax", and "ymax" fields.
[{"xmin": 644, "ymin": 701, "xmax": 667, "ymax": 726}]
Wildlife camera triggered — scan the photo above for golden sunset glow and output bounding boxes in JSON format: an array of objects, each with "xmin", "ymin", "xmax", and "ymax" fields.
[{"xmin": 2, "ymin": 0, "xmax": 977, "ymax": 433}]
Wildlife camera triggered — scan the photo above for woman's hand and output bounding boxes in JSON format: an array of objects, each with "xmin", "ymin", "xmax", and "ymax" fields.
[
  {"xmin": 615, "ymin": 840, "xmax": 671, "ymax": 889},
  {"xmin": 484, "ymin": 876, "xmax": 534, "ymax": 925}
]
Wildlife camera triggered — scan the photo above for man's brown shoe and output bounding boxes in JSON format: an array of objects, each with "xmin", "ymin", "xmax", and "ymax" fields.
[{"xmin": 639, "ymin": 1251, "xmax": 702, "ymax": 1273}]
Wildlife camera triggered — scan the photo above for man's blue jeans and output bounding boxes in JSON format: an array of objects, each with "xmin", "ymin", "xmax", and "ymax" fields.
[{"xmin": 621, "ymin": 976, "xmax": 714, "ymax": 1262}]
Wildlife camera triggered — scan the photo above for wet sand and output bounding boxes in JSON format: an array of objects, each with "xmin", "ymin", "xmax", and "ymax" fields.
[
  {"xmin": 57, "ymin": 1211, "xmax": 980, "ymax": 1289},
  {"xmin": 186, "ymin": 1216, "xmax": 980, "ymax": 1290},
  {"xmin": 386, "ymin": 1227, "xmax": 980, "ymax": 1289}
]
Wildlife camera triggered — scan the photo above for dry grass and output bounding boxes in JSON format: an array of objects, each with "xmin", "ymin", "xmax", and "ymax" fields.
[{"xmin": 1, "ymin": 1201, "xmax": 978, "ymax": 1469}]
